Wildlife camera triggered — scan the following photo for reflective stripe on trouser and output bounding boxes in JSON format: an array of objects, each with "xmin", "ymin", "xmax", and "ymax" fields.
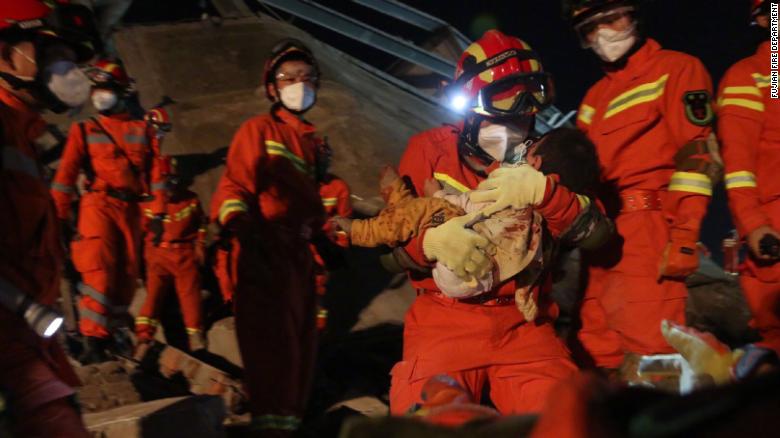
[
  {"xmin": 233, "ymin": 231, "xmax": 317, "ymax": 422},
  {"xmin": 136, "ymin": 244, "xmax": 203, "ymax": 346},
  {"xmin": 249, "ymin": 414, "xmax": 302, "ymax": 432},
  {"xmin": 74, "ymin": 192, "xmax": 141, "ymax": 338}
]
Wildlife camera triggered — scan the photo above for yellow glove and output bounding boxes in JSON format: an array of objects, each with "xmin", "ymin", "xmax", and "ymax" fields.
[
  {"xmin": 423, "ymin": 211, "xmax": 492, "ymax": 280},
  {"xmin": 468, "ymin": 165, "xmax": 549, "ymax": 217}
]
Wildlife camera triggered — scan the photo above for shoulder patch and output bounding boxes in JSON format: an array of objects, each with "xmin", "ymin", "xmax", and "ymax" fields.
[{"xmin": 683, "ymin": 90, "xmax": 714, "ymax": 126}]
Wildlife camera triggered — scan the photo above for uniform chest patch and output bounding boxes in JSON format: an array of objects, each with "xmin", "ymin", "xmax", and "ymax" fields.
[{"xmin": 683, "ymin": 90, "xmax": 713, "ymax": 126}]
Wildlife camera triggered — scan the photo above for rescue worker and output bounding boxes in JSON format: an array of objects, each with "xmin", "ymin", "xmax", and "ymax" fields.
[
  {"xmin": 210, "ymin": 39, "xmax": 325, "ymax": 436},
  {"xmin": 313, "ymin": 139, "xmax": 351, "ymax": 330},
  {"xmin": 717, "ymin": 0, "xmax": 780, "ymax": 367},
  {"xmin": 135, "ymin": 109, "xmax": 208, "ymax": 355},
  {"xmin": 51, "ymin": 58, "xmax": 166, "ymax": 364},
  {"xmin": 565, "ymin": 0, "xmax": 718, "ymax": 369},
  {"xmin": 0, "ymin": 1, "xmax": 96, "ymax": 435},
  {"xmin": 389, "ymin": 30, "xmax": 611, "ymax": 414}
]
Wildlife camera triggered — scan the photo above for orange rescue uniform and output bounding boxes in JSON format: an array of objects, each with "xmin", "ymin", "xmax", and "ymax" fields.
[
  {"xmin": 136, "ymin": 190, "xmax": 207, "ymax": 346},
  {"xmin": 575, "ymin": 39, "xmax": 714, "ymax": 368},
  {"xmin": 0, "ymin": 88, "xmax": 89, "ymax": 436},
  {"xmin": 313, "ymin": 174, "xmax": 351, "ymax": 329},
  {"xmin": 210, "ymin": 107, "xmax": 324, "ymax": 432},
  {"xmin": 390, "ymin": 124, "xmax": 585, "ymax": 415},
  {"xmin": 51, "ymin": 113, "xmax": 165, "ymax": 339},
  {"xmin": 717, "ymin": 40, "xmax": 780, "ymax": 354}
]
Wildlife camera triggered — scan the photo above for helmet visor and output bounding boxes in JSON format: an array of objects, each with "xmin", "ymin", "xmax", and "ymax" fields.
[
  {"xmin": 479, "ymin": 72, "xmax": 555, "ymax": 116},
  {"xmin": 573, "ymin": 5, "xmax": 636, "ymax": 48}
]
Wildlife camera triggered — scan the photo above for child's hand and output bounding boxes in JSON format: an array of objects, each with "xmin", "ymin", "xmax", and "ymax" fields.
[
  {"xmin": 379, "ymin": 165, "xmax": 400, "ymax": 190},
  {"xmin": 515, "ymin": 288, "xmax": 538, "ymax": 322},
  {"xmin": 423, "ymin": 178, "xmax": 442, "ymax": 197}
]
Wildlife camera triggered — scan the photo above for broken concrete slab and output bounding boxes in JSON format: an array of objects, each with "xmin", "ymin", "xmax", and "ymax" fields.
[
  {"xmin": 207, "ymin": 317, "xmax": 242, "ymax": 368},
  {"xmin": 83, "ymin": 395, "xmax": 226, "ymax": 438},
  {"xmin": 328, "ymin": 396, "xmax": 389, "ymax": 417}
]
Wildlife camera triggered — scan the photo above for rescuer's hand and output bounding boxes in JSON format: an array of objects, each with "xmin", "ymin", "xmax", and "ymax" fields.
[
  {"xmin": 422, "ymin": 211, "xmax": 492, "ymax": 280},
  {"xmin": 469, "ymin": 165, "xmax": 548, "ymax": 217},
  {"xmin": 658, "ymin": 232, "xmax": 699, "ymax": 279},
  {"xmin": 746, "ymin": 225, "xmax": 780, "ymax": 260}
]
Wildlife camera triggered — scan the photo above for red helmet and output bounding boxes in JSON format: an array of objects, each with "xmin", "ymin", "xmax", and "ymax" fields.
[
  {"xmin": 87, "ymin": 58, "xmax": 131, "ymax": 91},
  {"xmin": 448, "ymin": 30, "xmax": 554, "ymax": 117},
  {"xmin": 262, "ymin": 38, "xmax": 320, "ymax": 100},
  {"xmin": 145, "ymin": 106, "xmax": 173, "ymax": 132},
  {"xmin": 0, "ymin": 0, "xmax": 97, "ymax": 62}
]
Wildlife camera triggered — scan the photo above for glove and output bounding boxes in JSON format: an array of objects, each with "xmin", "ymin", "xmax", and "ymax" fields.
[
  {"xmin": 468, "ymin": 165, "xmax": 549, "ymax": 217},
  {"xmin": 658, "ymin": 231, "xmax": 699, "ymax": 279},
  {"xmin": 147, "ymin": 215, "xmax": 165, "ymax": 247},
  {"xmin": 422, "ymin": 210, "xmax": 492, "ymax": 280},
  {"xmin": 514, "ymin": 288, "xmax": 538, "ymax": 322},
  {"xmin": 746, "ymin": 225, "xmax": 780, "ymax": 260}
]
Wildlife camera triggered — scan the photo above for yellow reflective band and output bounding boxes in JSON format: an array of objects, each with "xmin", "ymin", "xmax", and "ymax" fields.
[
  {"xmin": 722, "ymin": 86, "xmax": 762, "ymax": 97},
  {"xmin": 219, "ymin": 199, "xmax": 248, "ymax": 224},
  {"xmin": 143, "ymin": 208, "xmax": 156, "ymax": 219},
  {"xmin": 576, "ymin": 194, "xmax": 592, "ymax": 209},
  {"xmin": 172, "ymin": 202, "xmax": 198, "ymax": 222},
  {"xmin": 265, "ymin": 141, "xmax": 313, "ymax": 176},
  {"xmin": 185, "ymin": 327, "xmax": 201, "ymax": 334},
  {"xmin": 668, "ymin": 171, "xmax": 712, "ymax": 196},
  {"xmin": 717, "ymin": 98, "xmax": 764, "ymax": 112},
  {"xmin": 433, "ymin": 172, "xmax": 469, "ymax": 193},
  {"xmin": 604, "ymin": 74, "xmax": 669, "ymax": 119},
  {"xmin": 321, "ymin": 197, "xmax": 338, "ymax": 207},
  {"xmin": 578, "ymin": 104, "xmax": 595, "ymax": 125},
  {"xmin": 752, "ymin": 73, "xmax": 771, "ymax": 88},
  {"xmin": 135, "ymin": 316, "xmax": 159, "ymax": 326},
  {"xmin": 250, "ymin": 415, "xmax": 302, "ymax": 431},
  {"xmin": 724, "ymin": 170, "xmax": 757, "ymax": 189}
]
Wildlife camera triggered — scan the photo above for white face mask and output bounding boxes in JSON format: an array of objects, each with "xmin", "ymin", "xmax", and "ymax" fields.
[
  {"xmin": 46, "ymin": 60, "xmax": 91, "ymax": 107},
  {"xmin": 477, "ymin": 122, "xmax": 528, "ymax": 163},
  {"xmin": 91, "ymin": 89, "xmax": 118, "ymax": 111},
  {"xmin": 591, "ymin": 25, "xmax": 637, "ymax": 63},
  {"xmin": 279, "ymin": 81, "xmax": 316, "ymax": 112}
]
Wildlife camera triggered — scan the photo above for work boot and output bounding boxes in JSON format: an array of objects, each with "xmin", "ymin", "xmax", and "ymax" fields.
[
  {"xmin": 78, "ymin": 337, "xmax": 111, "ymax": 365},
  {"xmin": 188, "ymin": 332, "xmax": 207, "ymax": 352}
]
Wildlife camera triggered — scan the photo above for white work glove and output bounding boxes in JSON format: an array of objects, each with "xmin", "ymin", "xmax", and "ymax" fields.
[
  {"xmin": 423, "ymin": 211, "xmax": 492, "ymax": 280},
  {"xmin": 468, "ymin": 165, "xmax": 549, "ymax": 217}
]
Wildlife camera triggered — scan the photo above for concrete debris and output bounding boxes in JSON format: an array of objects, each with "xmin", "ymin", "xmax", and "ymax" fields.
[
  {"xmin": 206, "ymin": 317, "xmax": 242, "ymax": 368},
  {"xmin": 157, "ymin": 345, "xmax": 246, "ymax": 414},
  {"xmin": 83, "ymin": 395, "xmax": 226, "ymax": 438},
  {"xmin": 75, "ymin": 361, "xmax": 142, "ymax": 413},
  {"xmin": 327, "ymin": 396, "xmax": 389, "ymax": 417}
]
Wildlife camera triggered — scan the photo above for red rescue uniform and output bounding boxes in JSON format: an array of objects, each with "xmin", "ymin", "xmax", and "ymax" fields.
[
  {"xmin": 717, "ymin": 40, "xmax": 780, "ymax": 354},
  {"xmin": 136, "ymin": 190, "xmax": 207, "ymax": 346},
  {"xmin": 51, "ymin": 113, "xmax": 165, "ymax": 339},
  {"xmin": 576, "ymin": 39, "xmax": 714, "ymax": 368},
  {"xmin": 0, "ymin": 88, "xmax": 89, "ymax": 436},
  {"xmin": 312, "ymin": 174, "xmax": 351, "ymax": 330},
  {"xmin": 210, "ymin": 107, "xmax": 324, "ymax": 431},
  {"xmin": 390, "ymin": 124, "xmax": 585, "ymax": 415}
]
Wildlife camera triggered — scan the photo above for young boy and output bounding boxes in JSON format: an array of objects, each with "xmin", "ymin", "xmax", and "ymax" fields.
[{"xmin": 333, "ymin": 128, "xmax": 602, "ymax": 320}]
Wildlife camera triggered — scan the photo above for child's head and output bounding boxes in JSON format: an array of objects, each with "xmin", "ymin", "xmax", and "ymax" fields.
[{"xmin": 525, "ymin": 127, "xmax": 600, "ymax": 194}]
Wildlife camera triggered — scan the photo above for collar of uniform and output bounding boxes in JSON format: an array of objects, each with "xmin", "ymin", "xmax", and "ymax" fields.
[
  {"xmin": 98, "ymin": 112, "xmax": 131, "ymax": 122},
  {"xmin": 604, "ymin": 38, "xmax": 661, "ymax": 81},
  {"xmin": 273, "ymin": 106, "xmax": 316, "ymax": 135}
]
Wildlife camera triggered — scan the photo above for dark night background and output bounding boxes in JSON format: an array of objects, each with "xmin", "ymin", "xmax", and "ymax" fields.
[{"xmin": 124, "ymin": 0, "xmax": 768, "ymax": 262}]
